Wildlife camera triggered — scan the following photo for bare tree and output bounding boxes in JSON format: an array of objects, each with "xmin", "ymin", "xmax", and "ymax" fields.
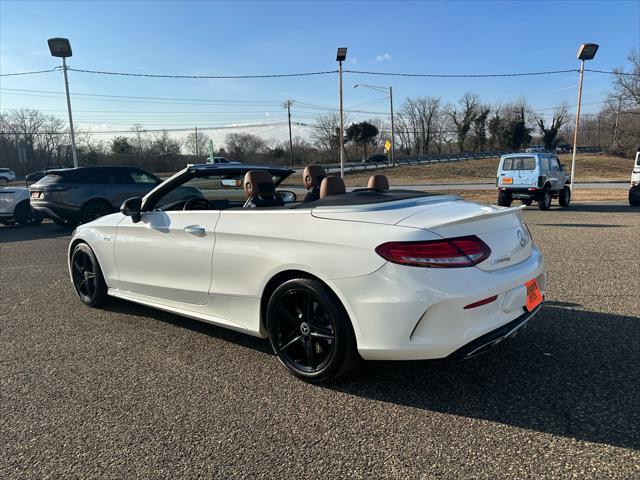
[
  {"xmin": 536, "ymin": 103, "xmax": 569, "ymax": 150},
  {"xmin": 225, "ymin": 132, "xmax": 266, "ymax": 162},
  {"xmin": 310, "ymin": 113, "xmax": 345, "ymax": 161},
  {"xmin": 184, "ymin": 130, "xmax": 211, "ymax": 157},
  {"xmin": 449, "ymin": 93, "xmax": 479, "ymax": 153}
]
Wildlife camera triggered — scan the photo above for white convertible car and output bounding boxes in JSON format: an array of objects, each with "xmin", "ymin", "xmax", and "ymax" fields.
[{"xmin": 69, "ymin": 163, "xmax": 545, "ymax": 382}]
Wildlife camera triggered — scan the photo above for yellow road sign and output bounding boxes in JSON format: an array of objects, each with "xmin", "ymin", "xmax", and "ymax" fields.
[{"xmin": 384, "ymin": 139, "xmax": 392, "ymax": 152}]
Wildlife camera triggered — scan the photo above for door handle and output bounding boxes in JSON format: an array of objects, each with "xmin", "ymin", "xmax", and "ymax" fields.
[{"xmin": 184, "ymin": 225, "xmax": 206, "ymax": 236}]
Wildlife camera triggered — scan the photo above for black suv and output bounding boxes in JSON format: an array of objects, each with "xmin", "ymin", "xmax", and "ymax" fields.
[{"xmin": 29, "ymin": 166, "xmax": 161, "ymax": 227}]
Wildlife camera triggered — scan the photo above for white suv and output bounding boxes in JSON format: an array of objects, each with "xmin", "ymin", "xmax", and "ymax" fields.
[
  {"xmin": 630, "ymin": 149, "xmax": 640, "ymax": 207},
  {"xmin": 0, "ymin": 168, "xmax": 16, "ymax": 184},
  {"xmin": 497, "ymin": 153, "xmax": 572, "ymax": 210}
]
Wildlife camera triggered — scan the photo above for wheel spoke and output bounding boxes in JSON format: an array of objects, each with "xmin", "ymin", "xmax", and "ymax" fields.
[
  {"xmin": 78, "ymin": 278, "xmax": 88, "ymax": 293},
  {"xmin": 310, "ymin": 326, "xmax": 334, "ymax": 340},
  {"xmin": 280, "ymin": 333, "xmax": 303, "ymax": 352},
  {"xmin": 303, "ymin": 293, "xmax": 314, "ymax": 321},
  {"xmin": 73, "ymin": 260, "xmax": 82, "ymax": 273},
  {"xmin": 84, "ymin": 272, "xmax": 96, "ymax": 279},
  {"xmin": 277, "ymin": 303, "xmax": 299, "ymax": 325},
  {"xmin": 303, "ymin": 337, "xmax": 315, "ymax": 367}
]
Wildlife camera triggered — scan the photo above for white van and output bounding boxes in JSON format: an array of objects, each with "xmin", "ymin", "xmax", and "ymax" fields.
[{"xmin": 630, "ymin": 148, "xmax": 640, "ymax": 207}]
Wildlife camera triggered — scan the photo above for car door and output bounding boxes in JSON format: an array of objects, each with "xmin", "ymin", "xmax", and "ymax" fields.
[
  {"xmin": 114, "ymin": 210, "xmax": 220, "ymax": 305},
  {"xmin": 548, "ymin": 156, "xmax": 562, "ymax": 190}
]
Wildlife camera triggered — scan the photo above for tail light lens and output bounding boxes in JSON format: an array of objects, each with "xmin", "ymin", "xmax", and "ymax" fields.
[{"xmin": 375, "ymin": 236, "xmax": 491, "ymax": 268}]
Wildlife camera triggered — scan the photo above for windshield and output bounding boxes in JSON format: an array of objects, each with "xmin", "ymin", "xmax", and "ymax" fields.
[{"xmin": 502, "ymin": 156, "xmax": 536, "ymax": 171}]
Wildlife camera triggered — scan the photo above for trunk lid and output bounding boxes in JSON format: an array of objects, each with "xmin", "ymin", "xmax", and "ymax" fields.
[{"xmin": 313, "ymin": 197, "xmax": 532, "ymax": 272}]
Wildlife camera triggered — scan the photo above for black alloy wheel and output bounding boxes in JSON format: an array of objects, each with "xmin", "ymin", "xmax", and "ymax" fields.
[
  {"xmin": 71, "ymin": 243, "xmax": 108, "ymax": 307},
  {"xmin": 266, "ymin": 278, "xmax": 358, "ymax": 383},
  {"xmin": 81, "ymin": 200, "xmax": 112, "ymax": 224}
]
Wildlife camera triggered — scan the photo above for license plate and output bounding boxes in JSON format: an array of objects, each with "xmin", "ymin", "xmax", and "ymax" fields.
[
  {"xmin": 31, "ymin": 192, "xmax": 41, "ymax": 199},
  {"xmin": 502, "ymin": 177, "xmax": 513, "ymax": 184},
  {"xmin": 524, "ymin": 279, "xmax": 542, "ymax": 311}
]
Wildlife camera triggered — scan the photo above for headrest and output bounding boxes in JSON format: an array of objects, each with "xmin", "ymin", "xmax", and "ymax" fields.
[
  {"xmin": 320, "ymin": 176, "xmax": 346, "ymax": 198},
  {"xmin": 367, "ymin": 174, "xmax": 389, "ymax": 191},
  {"xmin": 303, "ymin": 164, "xmax": 327, "ymax": 189},
  {"xmin": 244, "ymin": 170, "xmax": 275, "ymax": 198}
]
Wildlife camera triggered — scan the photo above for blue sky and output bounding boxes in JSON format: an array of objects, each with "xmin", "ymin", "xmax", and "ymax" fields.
[{"xmin": 1, "ymin": 0, "xmax": 639, "ymax": 143}]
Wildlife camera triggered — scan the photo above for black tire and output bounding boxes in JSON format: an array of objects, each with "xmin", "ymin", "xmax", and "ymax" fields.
[
  {"xmin": 81, "ymin": 199, "xmax": 112, "ymax": 224},
  {"xmin": 14, "ymin": 200, "xmax": 43, "ymax": 226},
  {"xmin": 70, "ymin": 243, "xmax": 109, "ymax": 308},
  {"xmin": 0, "ymin": 218, "xmax": 15, "ymax": 226},
  {"xmin": 629, "ymin": 191, "xmax": 640, "ymax": 207},
  {"xmin": 266, "ymin": 278, "xmax": 359, "ymax": 383},
  {"xmin": 497, "ymin": 191, "xmax": 512, "ymax": 207},
  {"xmin": 0, "ymin": 177, "xmax": 8, "ymax": 184},
  {"xmin": 538, "ymin": 187, "xmax": 552, "ymax": 211},
  {"xmin": 558, "ymin": 186, "xmax": 571, "ymax": 208}
]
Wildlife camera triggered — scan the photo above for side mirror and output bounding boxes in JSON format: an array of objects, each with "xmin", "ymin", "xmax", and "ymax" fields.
[
  {"xmin": 121, "ymin": 197, "xmax": 142, "ymax": 223},
  {"xmin": 278, "ymin": 190, "xmax": 297, "ymax": 204}
]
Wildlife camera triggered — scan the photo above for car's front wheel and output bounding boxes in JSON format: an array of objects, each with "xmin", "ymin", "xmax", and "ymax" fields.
[
  {"xmin": 71, "ymin": 243, "xmax": 109, "ymax": 307},
  {"xmin": 266, "ymin": 278, "xmax": 359, "ymax": 383},
  {"xmin": 0, "ymin": 177, "xmax": 8, "ymax": 184},
  {"xmin": 559, "ymin": 186, "xmax": 571, "ymax": 207}
]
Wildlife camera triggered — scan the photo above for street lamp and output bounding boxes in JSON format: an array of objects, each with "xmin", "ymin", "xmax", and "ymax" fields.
[
  {"xmin": 570, "ymin": 43, "xmax": 599, "ymax": 190},
  {"xmin": 48, "ymin": 37, "xmax": 78, "ymax": 168},
  {"xmin": 354, "ymin": 83, "xmax": 395, "ymax": 167},
  {"xmin": 336, "ymin": 47, "xmax": 347, "ymax": 178}
]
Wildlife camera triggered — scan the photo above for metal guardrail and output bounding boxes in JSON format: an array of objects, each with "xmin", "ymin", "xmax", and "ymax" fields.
[{"xmin": 317, "ymin": 147, "xmax": 605, "ymax": 175}]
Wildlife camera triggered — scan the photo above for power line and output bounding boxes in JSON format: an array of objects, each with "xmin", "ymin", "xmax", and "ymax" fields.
[
  {"xmin": 67, "ymin": 67, "xmax": 338, "ymax": 79},
  {"xmin": 585, "ymin": 68, "xmax": 640, "ymax": 77},
  {"xmin": 0, "ymin": 67, "xmax": 60, "ymax": 77},
  {"xmin": 344, "ymin": 68, "xmax": 579, "ymax": 78}
]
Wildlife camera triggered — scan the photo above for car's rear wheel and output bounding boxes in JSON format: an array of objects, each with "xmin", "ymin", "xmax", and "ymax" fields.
[
  {"xmin": 266, "ymin": 278, "xmax": 359, "ymax": 383},
  {"xmin": 629, "ymin": 191, "xmax": 640, "ymax": 207},
  {"xmin": 81, "ymin": 199, "xmax": 112, "ymax": 224},
  {"xmin": 0, "ymin": 177, "xmax": 8, "ymax": 184},
  {"xmin": 538, "ymin": 187, "xmax": 552, "ymax": 210},
  {"xmin": 71, "ymin": 243, "xmax": 109, "ymax": 307},
  {"xmin": 497, "ymin": 191, "xmax": 512, "ymax": 207},
  {"xmin": 558, "ymin": 186, "xmax": 571, "ymax": 207},
  {"xmin": 14, "ymin": 200, "xmax": 42, "ymax": 226}
]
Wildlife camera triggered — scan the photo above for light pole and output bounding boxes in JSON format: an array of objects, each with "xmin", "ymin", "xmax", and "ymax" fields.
[
  {"xmin": 336, "ymin": 47, "xmax": 347, "ymax": 178},
  {"xmin": 354, "ymin": 83, "xmax": 395, "ymax": 166},
  {"xmin": 48, "ymin": 38, "xmax": 78, "ymax": 168},
  {"xmin": 570, "ymin": 43, "xmax": 599, "ymax": 190}
]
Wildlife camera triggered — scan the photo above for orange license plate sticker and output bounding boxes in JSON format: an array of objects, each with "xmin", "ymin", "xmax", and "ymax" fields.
[
  {"xmin": 525, "ymin": 279, "xmax": 542, "ymax": 311},
  {"xmin": 502, "ymin": 177, "xmax": 513, "ymax": 184}
]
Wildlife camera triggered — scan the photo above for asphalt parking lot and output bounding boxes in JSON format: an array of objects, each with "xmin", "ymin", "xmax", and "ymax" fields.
[{"xmin": 1, "ymin": 202, "xmax": 638, "ymax": 478}]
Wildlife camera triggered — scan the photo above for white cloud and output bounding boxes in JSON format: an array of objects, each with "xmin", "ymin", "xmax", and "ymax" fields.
[
  {"xmin": 350, "ymin": 58, "xmax": 358, "ymax": 65},
  {"xmin": 375, "ymin": 53, "xmax": 392, "ymax": 62},
  {"xmin": 265, "ymin": 111, "xmax": 271, "ymax": 117}
]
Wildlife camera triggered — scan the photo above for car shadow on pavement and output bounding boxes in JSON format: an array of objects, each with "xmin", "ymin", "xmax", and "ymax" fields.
[
  {"xmin": 0, "ymin": 222, "xmax": 71, "ymax": 243},
  {"xmin": 332, "ymin": 305, "xmax": 640, "ymax": 451},
  {"xmin": 103, "ymin": 298, "xmax": 273, "ymax": 355}
]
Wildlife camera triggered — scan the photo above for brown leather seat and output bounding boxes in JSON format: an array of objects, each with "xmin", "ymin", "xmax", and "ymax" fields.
[
  {"xmin": 319, "ymin": 176, "xmax": 346, "ymax": 199},
  {"xmin": 302, "ymin": 164, "xmax": 327, "ymax": 203},
  {"xmin": 367, "ymin": 174, "xmax": 389, "ymax": 191},
  {"xmin": 243, "ymin": 170, "xmax": 284, "ymax": 208}
]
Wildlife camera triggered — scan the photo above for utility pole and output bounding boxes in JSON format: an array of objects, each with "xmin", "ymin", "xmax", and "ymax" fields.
[
  {"xmin": 612, "ymin": 95, "xmax": 622, "ymax": 149},
  {"xmin": 283, "ymin": 100, "xmax": 294, "ymax": 168},
  {"xmin": 194, "ymin": 126, "xmax": 199, "ymax": 158},
  {"xmin": 389, "ymin": 85, "xmax": 395, "ymax": 167},
  {"xmin": 336, "ymin": 48, "xmax": 347, "ymax": 178}
]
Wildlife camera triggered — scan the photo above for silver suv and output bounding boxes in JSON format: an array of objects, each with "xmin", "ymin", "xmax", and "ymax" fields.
[{"xmin": 496, "ymin": 153, "xmax": 571, "ymax": 210}]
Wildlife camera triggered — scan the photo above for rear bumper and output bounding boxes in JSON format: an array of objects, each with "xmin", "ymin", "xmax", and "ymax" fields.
[
  {"xmin": 31, "ymin": 201, "xmax": 80, "ymax": 223},
  {"xmin": 331, "ymin": 247, "xmax": 545, "ymax": 361},
  {"xmin": 498, "ymin": 187, "xmax": 541, "ymax": 200}
]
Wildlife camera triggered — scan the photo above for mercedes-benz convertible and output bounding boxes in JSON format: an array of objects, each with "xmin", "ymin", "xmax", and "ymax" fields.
[{"xmin": 68, "ymin": 163, "xmax": 544, "ymax": 383}]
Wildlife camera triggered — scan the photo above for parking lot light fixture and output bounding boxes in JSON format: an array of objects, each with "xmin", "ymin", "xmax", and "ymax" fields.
[
  {"xmin": 336, "ymin": 48, "xmax": 347, "ymax": 177},
  {"xmin": 47, "ymin": 37, "xmax": 78, "ymax": 168},
  {"xmin": 570, "ymin": 43, "xmax": 599, "ymax": 190}
]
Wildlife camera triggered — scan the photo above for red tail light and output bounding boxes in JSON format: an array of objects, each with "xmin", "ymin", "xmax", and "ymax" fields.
[{"xmin": 375, "ymin": 236, "xmax": 491, "ymax": 268}]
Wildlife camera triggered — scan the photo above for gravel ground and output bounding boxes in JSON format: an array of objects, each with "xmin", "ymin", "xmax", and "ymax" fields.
[{"xmin": 1, "ymin": 202, "xmax": 638, "ymax": 479}]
